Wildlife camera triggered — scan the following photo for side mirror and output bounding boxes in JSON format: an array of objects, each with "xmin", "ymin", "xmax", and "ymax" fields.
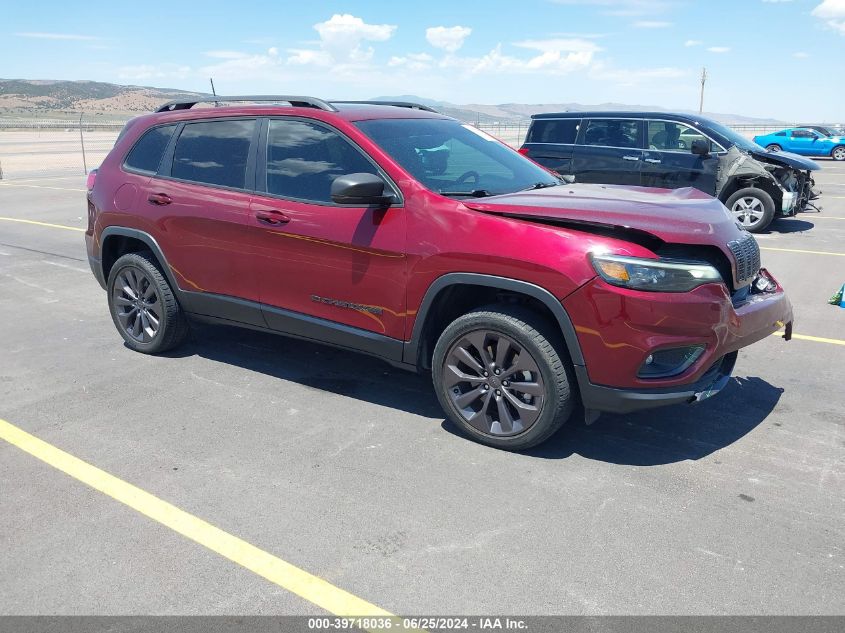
[
  {"xmin": 690, "ymin": 138, "xmax": 710, "ymax": 156},
  {"xmin": 331, "ymin": 173, "xmax": 394, "ymax": 206}
]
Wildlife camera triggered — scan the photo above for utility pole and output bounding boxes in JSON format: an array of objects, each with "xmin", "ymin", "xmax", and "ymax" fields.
[{"xmin": 699, "ymin": 67, "xmax": 707, "ymax": 114}]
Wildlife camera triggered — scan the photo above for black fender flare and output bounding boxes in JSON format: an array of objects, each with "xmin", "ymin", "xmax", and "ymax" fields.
[
  {"xmin": 403, "ymin": 273, "xmax": 586, "ymax": 368},
  {"xmin": 99, "ymin": 226, "xmax": 183, "ymax": 294}
]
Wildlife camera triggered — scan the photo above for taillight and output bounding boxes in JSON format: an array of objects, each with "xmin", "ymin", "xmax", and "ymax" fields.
[
  {"xmin": 86, "ymin": 169, "xmax": 97, "ymax": 191},
  {"xmin": 518, "ymin": 147, "xmax": 530, "ymax": 156}
]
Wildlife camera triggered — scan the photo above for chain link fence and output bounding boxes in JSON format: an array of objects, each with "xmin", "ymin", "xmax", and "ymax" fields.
[
  {"xmin": 0, "ymin": 115, "xmax": 800, "ymax": 181},
  {"xmin": 0, "ymin": 116, "xmax": 125, "ymax": 180}
]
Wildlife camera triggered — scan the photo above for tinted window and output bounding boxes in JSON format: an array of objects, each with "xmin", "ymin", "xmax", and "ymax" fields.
[
  {"xmin": 356, "ymin": 118, "xmax": 559, "ymax": 197},
  {"xmin": 646, "ymin": 121, "xmax": 724, "ymax": 153},
  {"xmin": 791, "ymin": 130, "xmax": 815, "ymax": 138},
  {"xmin": 265, "ymin": 119, "xmax": 381, "ymax": 203},
  {"xmin": 526, "ymin": 119, "xmax": 580, "ymax": 144},
  {"xmin": 775, "ymin": 131, "xmax": 786, "ymax": 137},
  {"xmin": 171, "ymin": 119, "xmax": 255, "ymax": 189},
  {"xmin": 581, "ymin": 119, "xmax": 640, "ymax": 148},
  {"xmin": 124, "ymin": 124, "xmax": 176, "ymax": 173}
]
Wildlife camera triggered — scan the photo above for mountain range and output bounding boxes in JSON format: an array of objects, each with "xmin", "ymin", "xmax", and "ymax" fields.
[{"xmin": 0, "ymin": 79, "xmax": 789, "ymax": 125}]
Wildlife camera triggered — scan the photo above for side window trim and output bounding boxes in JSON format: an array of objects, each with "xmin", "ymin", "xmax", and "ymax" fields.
[
  {"xmin": 526, "ymin": 118, "xmax": 582, "ymax": 145},
  {"xmin": 575, "ymin": 117, "xmax": 643, "ymax": 150},
  {"xmin": 643, "ymin": 118, "xmax": 727, "ymax": 154},
  {"xmin": 256, "ymin": 116, "xmax": 404, "ymax": 208},
  {"xmin": 157, "ymin": 122, "xmax": 184, "ymax": 177},
  {"xmin": 122, "ymin": 123, "xmax": 179, "ymax": 176},
  {"xmin": 154, "ymin": 117, "xmax": 258, "ymax": 192}
]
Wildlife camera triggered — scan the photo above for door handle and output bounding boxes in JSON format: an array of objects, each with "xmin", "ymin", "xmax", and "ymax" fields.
[
  {"xmin": 644, "ymin": 158, "xmax": 662, "ymax": 164},
  {"xmin": 622, "ymin": 155, "xmax": 641, "ymax": 161},
  {"xmin": 147, "ymin": 193, "xmax": 172, "ymax": 206},
  {"xmin": 255, "ymin": 210, "xmax": 290, "ymax": 226}
]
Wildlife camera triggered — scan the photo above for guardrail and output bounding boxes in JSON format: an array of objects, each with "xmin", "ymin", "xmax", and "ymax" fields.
[{"xmin": 0, "ymin": 114, "xmax": 834, "ymax": 180}]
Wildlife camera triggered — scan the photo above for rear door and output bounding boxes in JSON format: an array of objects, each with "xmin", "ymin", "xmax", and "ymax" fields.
[
  {"xmin": 149, "ymin": 118, "xmax": 261, "ymax": 317},
  {"xmin": 571, "ymin": 118, "xmax": 644, "ymax": 186},
  {"xmin": 641, "ymin": 120, "xmax": 719, "ymax": 194},
  {"xmin": 520, "ymin": 118, "xmax": 580, "ymax": 175}
]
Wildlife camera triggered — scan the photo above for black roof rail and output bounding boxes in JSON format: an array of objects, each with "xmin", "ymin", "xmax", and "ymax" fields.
[
  {"xmin": 155, "ymin": 95, "xmax": 338, "ymax": 113},
  {"xmin": 330, "ymin": 100, "xmax": 439, "ymax": 113}
]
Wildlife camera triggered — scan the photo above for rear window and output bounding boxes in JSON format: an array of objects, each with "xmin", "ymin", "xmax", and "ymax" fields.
[
  {"xmin": 526, "ymin": 119, "xmax": 580, "ymax": 144},
  {"xmin": 124, "ymin": 124, "xmax": 176, "ymax": 174},
  {"xmin": 171, "ymin": 119, "xmax": 256, "ymax": 189}
]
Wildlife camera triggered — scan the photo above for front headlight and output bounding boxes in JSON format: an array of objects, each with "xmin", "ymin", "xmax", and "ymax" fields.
[{"xmin": 590, "ymin": 253, "xmax": 722, "ymax": 292}]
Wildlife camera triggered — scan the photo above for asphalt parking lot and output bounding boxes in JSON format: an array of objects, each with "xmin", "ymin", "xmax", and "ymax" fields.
[{"xmin": 1, "ymin": 165, "xmax": 843, "ymax": 617}]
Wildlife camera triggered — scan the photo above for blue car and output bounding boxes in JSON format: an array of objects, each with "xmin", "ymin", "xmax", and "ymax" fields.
[{"xmin": 753, "ymin": 127, "xmax": 845, "ymax": 161}]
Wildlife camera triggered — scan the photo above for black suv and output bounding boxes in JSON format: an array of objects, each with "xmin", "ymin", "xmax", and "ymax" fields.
[{"xmin": 520, "ymin": 111, "xmax": 819, "ymax": 232}]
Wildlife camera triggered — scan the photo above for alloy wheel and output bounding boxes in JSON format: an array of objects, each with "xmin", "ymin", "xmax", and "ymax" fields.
[
  {"xmin": 442, "ymin": 329, "xmax": 545, "ymax": 436},
  {"xmin": 112, "ymin": 266, "xmax": 162, "ymax": 343},
  {"xmin": 731, "ymin": 197, "xmax": 766, "ymax": 229},
  {"xmin": 833, "ymin": 147, "xmax": 845, "ymax": 161}
]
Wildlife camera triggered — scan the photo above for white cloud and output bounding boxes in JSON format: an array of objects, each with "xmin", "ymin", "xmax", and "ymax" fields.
[
  {"xmin": 425, "ymin": 26, "xmax": 472, "ymax": 52},
  {"xmin": 440, "ymin": 39, "xmax": 600, "ymax": 76},
  {"xmin": 707, "ymin": 46, "xmax": 731, "ymax": 53},
  {"xmin": 684, "ymin": 39, "xmax": 702, "ymax": 46},
  {"xmin": 118, "ymin": 64, "xmax": 192, "ymax": 80},
  {"xmin": 200, "ymin": 48, "xmax": 285, "ymax": 80},
  {"xmin": 633, "ymin": 20, "xmax": 672, "ymax": 27},
  {"xmin": 812, "ymin": 0, "xmax": 845, "ymax": 34},
  {"xmin": 793, "ymin": 51, "xmax": 810, "ymax": 58},
  {"xmin": 312, "ymin": 13, "xmax": 396, "ymax": 62},
  {"xmin": 15, "ymin": 32, "xmax": 98, "ymax": 40},
  {"xmin": 388, "ymin": 53, "xmax": 435, "ymax": 70},
  {"xmin": 762, "ymin": 0, "xmax": 793, "ymax": 3}
]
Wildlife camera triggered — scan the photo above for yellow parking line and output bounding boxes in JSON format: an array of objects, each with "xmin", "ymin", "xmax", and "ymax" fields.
[
  {"xmin": 761, "ymin": 246, "xmax": 845, "ymax": 257},
  {"xmin": 0, "ymin": 183, "xmax": 86, "ymax": 192},
  {"xmin": 0, "ymin": 418, "xmax": 394, "ymax": 621},
  {"xmin": 772, "ymin": 331, "xmax": 845, "ymax": 346},
  {"xmin": 0, "ymin": 217, "xmax": 85, "ymax": 232}
]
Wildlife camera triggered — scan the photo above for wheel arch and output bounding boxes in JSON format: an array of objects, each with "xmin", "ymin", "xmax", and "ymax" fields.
[
  {"xmin": 100, "ymin": 227, "xmax": 181, "ymax": 294},
  {"xmin": 404, "ymin": 273, "xmax": 586, "ymax": 371},
  {"xmin": 719, "ymin": 175, "xmax": 782, "ymax": 209}
]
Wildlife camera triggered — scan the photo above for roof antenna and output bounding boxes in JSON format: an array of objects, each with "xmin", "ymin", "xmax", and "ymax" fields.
[{"xmin": 209, "ymin": 78, "xmax": 218, "ymax": 107}]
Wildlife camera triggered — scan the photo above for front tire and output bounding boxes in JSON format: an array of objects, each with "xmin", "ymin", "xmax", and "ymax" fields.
[
  {"xmin": 765, "ymin": 144, "xmax": 781, "ymax": 152},
  {"xmin": 724, "ymin": 187, "xmax": 776, "ymax": 233},
  {"xmin": 107, "ymin": 251, "xmax": 188, "ymax": 354},
  {"xmin": 432, "ymin": 305, "xmax": 574, "ymax": 451},
  {"xmin": 832, "ymin": 146, "xmax": 845, "ymax": 161}
]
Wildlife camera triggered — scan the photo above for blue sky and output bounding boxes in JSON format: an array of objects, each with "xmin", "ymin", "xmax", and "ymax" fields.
[{"xmin": 3, "ymin": 0, "xmax": 845, "ymax": 120}]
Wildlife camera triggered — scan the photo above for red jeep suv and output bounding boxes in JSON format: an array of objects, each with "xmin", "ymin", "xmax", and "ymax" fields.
[{"xmin": 86, "ymin": 96, "xmax": 793, "ymax": 450}]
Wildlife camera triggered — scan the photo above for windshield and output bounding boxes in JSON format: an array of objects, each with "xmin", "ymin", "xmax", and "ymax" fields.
[
  {"xmin": 355, "ymin": 118, "xmax": 559, "ymax": 197},
  {"xmin": 700, "ymin": 119, "xmax": 759, "ymax": 152}
]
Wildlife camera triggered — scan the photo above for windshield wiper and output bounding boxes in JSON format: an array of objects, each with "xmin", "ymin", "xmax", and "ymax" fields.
[
  {"xmin": 438, "ymin": 189, "xmax": 493, "ymax": 198},
  {"xmin": 522, "ymin": 181, "xmax": 560, "ymax": 191}
]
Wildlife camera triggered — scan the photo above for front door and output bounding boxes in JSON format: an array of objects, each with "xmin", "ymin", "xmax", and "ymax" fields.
[
  {"xmin": 571, "ymin": 118, "xmax": 644, "ymax": 186},
  {"xmin": 640, "ymin": 120, "xmax": 719, "ymax": 195},
  {"xmin": 248, "ymin": 118, "xmax": 408, "ymax": 342}
]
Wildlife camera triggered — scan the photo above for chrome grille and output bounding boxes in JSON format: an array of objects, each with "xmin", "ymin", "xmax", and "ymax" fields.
[{"xmin": 727, "ymin": 234, "xmax": 761, "ymax": 287}]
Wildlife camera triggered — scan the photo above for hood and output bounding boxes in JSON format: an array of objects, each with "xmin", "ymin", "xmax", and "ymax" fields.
[
  {"xmin": 463, "ymin": 183, "xmax": 743, "ymax": 247},
  {"xmin": 748, "ymin": 148, "xmax": 819, "ymax": 171}
]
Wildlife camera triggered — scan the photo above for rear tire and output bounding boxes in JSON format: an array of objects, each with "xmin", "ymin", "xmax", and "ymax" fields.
[
  {"xmin": 724, "ymin": 187, "xmax": 776, "ymax": 233},
  {"xmin": 832, "ymin": 146, "xmax": 845, "ymax": 161},
  {"xmin": 432, "ymin": 305, "xmax": 574, "ymax": 451},
  {"xmin": 107, "ymin": 251, "xmax": 188, "ymax": 354},
  {"xmin": 765, "ymin": 144, "xmax": 781, "ymax": 152}
]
